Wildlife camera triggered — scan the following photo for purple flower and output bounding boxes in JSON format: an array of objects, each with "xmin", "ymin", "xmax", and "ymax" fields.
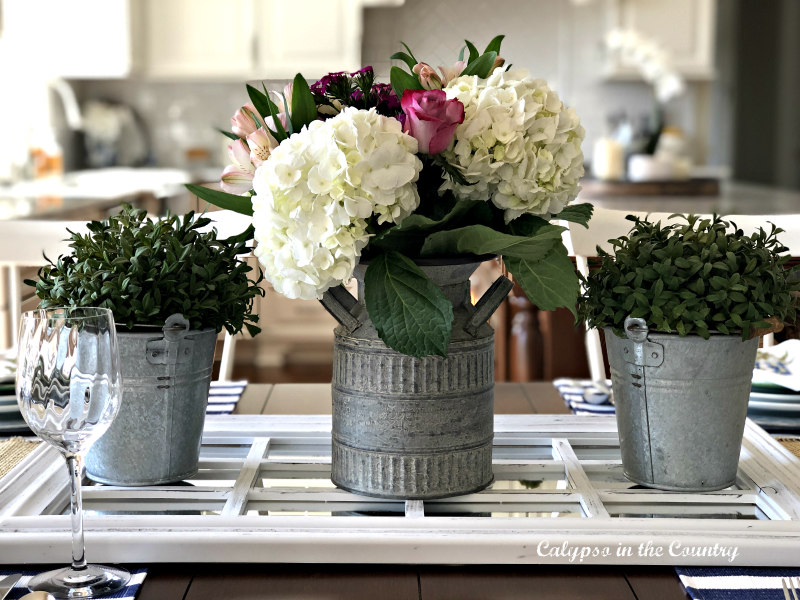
[
  {"xmin": 350, "ymin": 66, "xmax": 374, "ymax": 78},
  {"xmin": 311, "ymin": 71, "xmax": 348, "ymax": 96},
  {"xmin": 372, "ymin": 83, "xmax": 401, "ymax": 117}
]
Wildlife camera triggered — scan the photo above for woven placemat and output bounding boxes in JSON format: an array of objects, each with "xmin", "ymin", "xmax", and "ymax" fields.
[
  {"xmin": 0, "ymin": 437, "xmax": 40, "ymax": 478},
  {"xmin": 776, "ymin": 437, "xmax": 800, "ymax": 459}
]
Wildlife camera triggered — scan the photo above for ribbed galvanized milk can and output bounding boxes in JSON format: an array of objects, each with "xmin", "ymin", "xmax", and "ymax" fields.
[
  {"xmin": 321, "ymin": 258, "xmax": 513, "ymax": 499},
  {"xmin": 86, "ymin": 314, "xmax": 217, "ymax": 486},
  {"xmin": 605, "ymin": 316, "xmax": 759, "ymax": 492}
]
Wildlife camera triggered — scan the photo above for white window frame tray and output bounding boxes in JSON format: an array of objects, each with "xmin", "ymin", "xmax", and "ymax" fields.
[{"xmin": 1, "ymin": 415, "xmax": 800, "ymax": 566}]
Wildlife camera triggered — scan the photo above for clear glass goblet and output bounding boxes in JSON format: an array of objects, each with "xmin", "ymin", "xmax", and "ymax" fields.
[{"xmin": 16, "ymin": 307, "xmax": 130, "ymax": 598}]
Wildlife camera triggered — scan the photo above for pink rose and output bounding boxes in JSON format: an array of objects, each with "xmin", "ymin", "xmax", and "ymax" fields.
[{"xmin": 400, "ymin": 89, "xmax": 464, "ymax": 155}]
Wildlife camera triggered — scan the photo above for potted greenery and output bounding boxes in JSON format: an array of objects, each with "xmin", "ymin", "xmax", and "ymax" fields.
[
  {"xmin": 28, "ymin": 205, "xmax": 263, "ymax": 485},
  {"xmin": 578, "ymin": 214, "xmax": 799, "ymax": 491}
]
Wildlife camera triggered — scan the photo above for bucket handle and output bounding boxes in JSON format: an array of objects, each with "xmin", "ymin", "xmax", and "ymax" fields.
[
  {"xmin": 624, "ymin": 316, "xmax": 649, "ymax": 342},
  {"xmin": 464, "ymin": 275, "xmax": 514, "ymax": 337},
  {"xmin": 146, "ymin": 313, "xmax": 192, "ymax": 365},
  {"xmin": 622, "ymin": 316, "xmax": 664, "ymax": 367},
  {"xmin": 319, "ymin": 286, "xmax": 361, "ymax": 334}
]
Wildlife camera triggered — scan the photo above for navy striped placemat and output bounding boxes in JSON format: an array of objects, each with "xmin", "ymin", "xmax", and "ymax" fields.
[
  {"xmin": 677, "ymin": 567, "xmax": 800, "ymax": 599},
  {"xmin": 206, "ymin": 380, "xmax": 247, "ymax": 415},
  {"xmin": 553, "ymin": 378, "xmax": 615, "ymax": 415},
  {"xmin": 0, "ymin": 568, "xmax": 146, "ymax": 599}
]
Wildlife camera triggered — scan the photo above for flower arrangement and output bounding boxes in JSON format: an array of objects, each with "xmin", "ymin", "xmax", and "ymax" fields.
[{"xmin": 188, "ymin": 35, "xmax": 590, "ymax": 357}]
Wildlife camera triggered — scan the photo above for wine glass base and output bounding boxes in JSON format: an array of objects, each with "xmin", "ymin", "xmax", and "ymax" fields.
[{"xmin": 28, "ymin": 564, "xmax": 131, "ymax": 599}]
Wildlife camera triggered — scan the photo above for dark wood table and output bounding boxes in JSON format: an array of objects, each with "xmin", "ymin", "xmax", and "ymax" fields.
[{"xmin": 26, "ymin": 383, "xmax": 690, "ymax": 599}]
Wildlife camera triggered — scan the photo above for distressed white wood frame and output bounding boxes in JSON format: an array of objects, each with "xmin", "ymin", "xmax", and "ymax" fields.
[{"xmin": 1, "ymin": 415, "xmax": 800, "ymax": 566}]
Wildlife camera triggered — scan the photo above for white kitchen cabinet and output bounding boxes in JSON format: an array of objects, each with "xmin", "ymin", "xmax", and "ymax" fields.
[
  {"xmin": 604, "ymin": 0, "xmax": 717, "ymax": 80},
  {"xmin": 254, "ymin": 0, "xmax": 362, "ymax": 80},
  {"xmin": 0, "ymin": 0, "xmax": 133, "ymax": 78},
  {"xmin": 138, "ymin": 0, "xmax": 256, "ymax": 79},
  {"xmin": 138, "ymin": 0, "xmax": 362, "ymax": 80}
]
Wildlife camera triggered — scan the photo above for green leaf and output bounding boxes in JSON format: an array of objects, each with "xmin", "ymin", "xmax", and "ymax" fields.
[
  {"xmin": 290, "ymin": 73, "xmax": 318, "ymax": 131},
  {"xmin": 483, "ymin": 34, "xmax": 505, "ymax": 55},
  {"xmin": 364, "ymin": 252, "xmax": 454, "ymax": 357},
  {"xmin": 371, "ymin": 199, "xmax": 493, "ymax": 254},
  {"xmin": 246, "ymin": 84, "xmax": 278, "ymax": 124},
  {"xmin": 264, "ymin": 90, "xmax": 289, "ymax": 141},
  {"xmin": 458, "ymin": 44, "xmax": 467, "ymax": 62},
  {"xmin": 552, "ymin": 203, "xmax": 594, "ymax": 228},
  {"xmin": 464, "ymin": 40, "xmax": 480, "ymax": 64},
  {"xmin": 508, "ymin": 214, "xmax": 551, "ymax": 237},
  {"xmin": 216, "ymin": 128, "xmax": 240, "ymax": 141},
  {"xmin": 280, "ymin": 92, "xmax": 294, "ymax": 135},
  {"xmin": 421, "ymin": 224, "xmax": 565, "ymax": 261},
  {"xmin": 185, "ymin": 185, "xmax": 254, "ymax": 216},
  {"xmin": 390, "ymin": 51, "xmax": 417, "ymax": 71},
  {"xmin": 505, "ymin": 247, "xmax": 580, "ymax": 315},
  {"xmin": 390, "ymin": 65, "xmax": 423, "ymax": 99},
  {"xmin": 400, "ymin": 41, "xmax": 418, "ymax": 63},
  {"xmin": 461, "ymin": 51, "xmax": 497, "ymax": 78}
]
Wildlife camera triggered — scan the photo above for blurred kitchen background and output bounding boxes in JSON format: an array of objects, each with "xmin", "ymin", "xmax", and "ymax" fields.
[{"xmin": 0, "ymin": 0, "xmax": 798, "ymax": 382}]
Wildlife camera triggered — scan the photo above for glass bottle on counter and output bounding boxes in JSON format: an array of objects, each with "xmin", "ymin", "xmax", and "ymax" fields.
[{"xmin": 29, "ymin": 127, "xmax": 64, "ymax": 179}]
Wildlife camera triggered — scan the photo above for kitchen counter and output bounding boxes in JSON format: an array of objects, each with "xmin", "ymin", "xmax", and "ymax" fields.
[
  {"xmin": 583, "ymin": 180, "xmax": 800, "ymax": 215},
  {"xmin": 0, "ymin": 167, "xmax": 194, "ymax": 220}
]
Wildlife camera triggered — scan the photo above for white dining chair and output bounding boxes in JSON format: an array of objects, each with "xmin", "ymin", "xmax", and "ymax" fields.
[
  {"xmin": 563, "ymin": 207, "xmax": 800, "ymax": 382},
  {"xmin": 0, "ymin": 219, "xmax": 89, "ymax": 350}
]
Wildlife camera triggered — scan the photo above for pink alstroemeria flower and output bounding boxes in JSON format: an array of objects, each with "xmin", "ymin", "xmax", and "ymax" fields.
[
  {"xmin": 438, "ymin": 60, "xmax": 467, "ymax": 86},
  {"xmin": 247, "ymin": 126, "xmax": 279, "ymax": 166},
  {"xmin": 220, "ymin": 139, "xmax": 255, "ymax": 194},
  {"xmin": 230, "ymin": 104, "xmax": 260, "ymax": 137},
  {"xmin": 412, "ymin": 62, "xmax": 443, "ymax": 90},
  {"xmin": 264, "ymin": 83, "xmax": 293, "ymax": 132},
  {"xmin": 400, "ymin": 89, "xmax": 464, "ymax": 155}
]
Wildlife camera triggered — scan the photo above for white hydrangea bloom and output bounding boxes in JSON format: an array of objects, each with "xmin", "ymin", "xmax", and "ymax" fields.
[
  {"xmin": 441, "ymin": 67, "xmax": 585, "ymax": 222},
  {"xmin": 251, "ymin": 107, "xmax": 422, "ymax": 300}
]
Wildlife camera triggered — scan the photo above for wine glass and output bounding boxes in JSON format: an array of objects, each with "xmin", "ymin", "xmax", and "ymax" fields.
[{"xmin": 16, "ymin": 307, "xmax": 130, "ymax": 598}]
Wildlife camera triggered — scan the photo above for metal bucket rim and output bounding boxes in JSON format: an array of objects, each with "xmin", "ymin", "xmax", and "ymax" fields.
[
  {"xmin": 116, "ymin": 326, "xmax": 216, "ymax": 338},
  {"xmin": 604, "ymin": 327, "xmax": 751, "ymax": 343}
]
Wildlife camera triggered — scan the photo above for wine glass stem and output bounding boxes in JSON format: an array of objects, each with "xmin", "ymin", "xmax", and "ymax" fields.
[{"xmin": 65, "ymin": 452, "xmax": 87, "ymax": 571}]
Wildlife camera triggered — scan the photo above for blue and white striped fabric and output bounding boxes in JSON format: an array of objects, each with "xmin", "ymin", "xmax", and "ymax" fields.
[
  {"xmin": 676, "ymin": 567, "xmax": 800, "ymax": 599},
  {"xmin": 206, "ymin": 380, "xmax": 247, "ymax": 415},
  {"xmin": 0, "ymin": 568, "xmax": 146, "ymax": 599},
  {"xmin": 553, "ymin": 378, "xmax": 615, "ymax": 415}
]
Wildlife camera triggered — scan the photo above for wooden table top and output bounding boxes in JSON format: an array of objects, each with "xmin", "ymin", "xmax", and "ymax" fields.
[{"xmin": 29, "ymin": 382, "xmax": 690, "ymax": 599}]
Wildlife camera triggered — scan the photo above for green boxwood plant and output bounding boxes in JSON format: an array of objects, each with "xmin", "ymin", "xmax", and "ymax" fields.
[
  {"xmin": 577, "ymin": 214, "xmax": 800, "ymax": 340},
  {"xmin": 28, "ymin": 205, "xmax": 264, "ymax": 335}
]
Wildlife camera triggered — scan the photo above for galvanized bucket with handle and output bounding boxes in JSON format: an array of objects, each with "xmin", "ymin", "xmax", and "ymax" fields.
[
  {"xmin": 86, "ymin": 313, "xmax": 217, "ymax": 486},
  {"xmin": 321, "ymin": 258, "xmax": 513, "ymax": 499},
  {"xmin": 605, "ymin": 316, "xmax": 759, "ymax": 491}
]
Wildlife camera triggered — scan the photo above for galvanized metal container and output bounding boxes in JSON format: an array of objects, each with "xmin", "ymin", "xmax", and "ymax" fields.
[
  {"xmin": 605, "ymin": 317, "xmax": 759, "ymax": 492},
  {"xmin": 86, "ymin": 314, "xmax": 217, "ymax": 486},
  {"xmin": 321, "ymin": 258, "xmax": 512, "ymax": 499}
]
